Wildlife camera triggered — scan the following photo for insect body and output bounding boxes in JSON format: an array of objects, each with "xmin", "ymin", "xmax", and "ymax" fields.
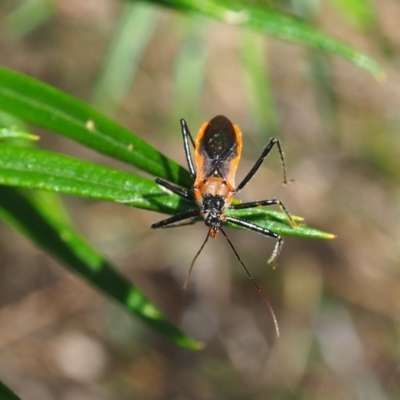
[
  {"xmin": 192, "ymin": 116, "xmax": 240, "ymax": 238},
  {"xmin": 152, "ymin": 115, "xmax": 295, "ymax": 260},
  {"xmin": 152, "ymin": 115, "xmax": 296, "ymax": 335}
]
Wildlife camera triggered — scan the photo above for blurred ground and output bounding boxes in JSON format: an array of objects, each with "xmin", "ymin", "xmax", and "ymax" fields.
[{"xmin": 0, "ymin": 1, "xmax": 400, "ymax": 399}]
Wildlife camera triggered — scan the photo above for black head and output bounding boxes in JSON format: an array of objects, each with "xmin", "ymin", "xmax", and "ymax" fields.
[{"xmin": 201, "ymin": 193, "xmax": 225, "ymax": 229}]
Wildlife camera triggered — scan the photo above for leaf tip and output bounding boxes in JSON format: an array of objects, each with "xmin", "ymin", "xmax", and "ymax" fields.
[
  {"xmin": 175, "ymin": 334, "xmax": 205, "ymax": 351},
  {"xmin": 193, "ymin": 341, "xmax": 206, "ymax": 351},
  {"xmin": 352, "ymin": 53, "xmax": 384, "ymax": 80},
  {"xmin": 375, "ymin": 68, "xmax": 387, "ymax": 83},
  {"xmin": 325, "ymin": 232, "xmax": 337, "ymax": 240}
]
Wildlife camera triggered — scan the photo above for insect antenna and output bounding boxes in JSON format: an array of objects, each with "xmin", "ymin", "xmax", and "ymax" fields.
[
  {"xmin": 183, "ymin": 228, "xmax": 212, "ymax": 289},
  {"xmin": 220, "ymin": 228, "xmax": 280, "ymax": 338}
]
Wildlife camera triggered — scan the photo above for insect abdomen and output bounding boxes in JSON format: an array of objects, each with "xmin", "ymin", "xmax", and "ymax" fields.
[{"xmin": 197, "ymin": 115, "xmax": 241, "ymax": 180}]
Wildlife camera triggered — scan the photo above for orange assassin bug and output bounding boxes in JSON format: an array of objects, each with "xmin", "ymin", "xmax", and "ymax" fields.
[{"xmin": 152, "ymin": 115, "xmax": 296, "ymax": 336}]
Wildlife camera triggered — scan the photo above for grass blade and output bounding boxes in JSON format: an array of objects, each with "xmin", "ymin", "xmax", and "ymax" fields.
[
  {"xmin": 0, "ymin": 186, "xmax": 202, "ymax": 351},
  {"xmin": 0, "ymin": 66, "xmax": 192, "ymax": 187},
  {"xmin": 144, "ymin": 0, "xmax": 383, "ymax": 78}
]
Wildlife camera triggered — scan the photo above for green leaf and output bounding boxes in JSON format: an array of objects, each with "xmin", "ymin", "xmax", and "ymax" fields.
[
  {"xmin": 226, "ymin": 208, "xmax": 335, "ymax": 240},
  {"xmin": 0, "ymin": 381, "xmax": 21, "ymax": 400},
  {"xmin": 92, "ymin": 2, "xmax": 161, "ymax": 114},
  {"xmin": 171, "ymin": 16, "xmax": 208, "ymax": 126},
  {"xmin": 0, "ymin": 185, "xmax": 202, "ymax": 351},
  {"xmin": 3, "ymin": 0, "xmax": 54, "ymax": 37},
  {"xmin": 0, "ymin": 66, "xmax": 192, "ymax": 188},
  {"xmin": 0, "ymin": 145, "xmax": 190, "ymax": 215},
  {"xmin": 240, "ymin": 30, "xmax": 279, "ymax": 135},
  {"xmin": 0, "ymin": 145, "xmax": 334, "ymax": 239},
  {"xmin": 142, "ymin": 0, "xmax": 383, "ymax": 78},
  {"xmin": 328, "ymin": 0, "xmax": 376, "ymax": 29}
]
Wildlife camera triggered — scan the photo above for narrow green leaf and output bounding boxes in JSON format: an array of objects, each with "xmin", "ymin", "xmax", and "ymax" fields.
[
  {"xmin": 328, "ymin": 0, "xmax": 376, "ymax": 29},
  {"xmin": 0, "ymin": 145, "xmax": 190, "ymax": 215},
  {"xmin": 3, "ymin": 0, "xmax": 54, "ymax": 37},
  {"xmin": 0, "ymin": 66, "xmax": 192, "ymax": 188},
  {"xmin": 92, "ymin": 2, "xmax": 161, "ymax": 114},
  {"xmin": 226, "ymin": 208, "xmax": 335, "ymax": 240},
  {"xmin": 172, "ymin": 17, "xmax": 208, "ymax": 125},
  {"xmin": 0, "ymin": 381, "xmax": 21, "ymax": 400},
  {"xmin": 0, "ymin": 145, "xmax": 334, "ymax": 239},
  {"xmin": 0, "ymin": 186, "xmax": 202, "ymax": 351},
  {"xmin": 240, "ymin": 30, "xmax": 279, "ymax": 135},
  {"xmin": 143, "ymin": 0, "xmax": 383, "ymax": 78}
]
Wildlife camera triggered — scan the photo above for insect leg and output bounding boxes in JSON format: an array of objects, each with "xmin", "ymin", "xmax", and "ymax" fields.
[
  {"xmin": 155, "ymin": 177, "xmax": 194, "ymax": 201},
  {"xmin": 180, "ymin": 118, "xmax": 196, "ymax": 179},
  {"xmin": 235, "ymin": 138, "xmax": 288, "ymax": 193},
  {"xmin": 151, "ymin": 209, "xmax": 199, "ymax": 229},
  {"xmin": 231, "ymin": 198, "xmax": 296, "ymax": 228},
  {"xmin": 225, "ymin": 216, "xmax": 283, "ymax": 268},
  {"xmin": 219, "ymin": 228, "xmax": 279, "ymax": 337}
]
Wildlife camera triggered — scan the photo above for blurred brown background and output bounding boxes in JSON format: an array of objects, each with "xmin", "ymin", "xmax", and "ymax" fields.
[{"xmin": 0, "ymin": 0, "xmax": 399, "ymax": 399}]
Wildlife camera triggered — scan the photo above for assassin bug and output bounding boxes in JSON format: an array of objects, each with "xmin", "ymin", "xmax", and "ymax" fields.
[{"xmin": 152, "ymin": 115, "xmax": 296, "ymax": 336}]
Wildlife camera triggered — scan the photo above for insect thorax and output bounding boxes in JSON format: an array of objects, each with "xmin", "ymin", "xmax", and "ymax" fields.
[{"xmin": 193, "ymin": 166, "xmax": 236, "ymax": 237}]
